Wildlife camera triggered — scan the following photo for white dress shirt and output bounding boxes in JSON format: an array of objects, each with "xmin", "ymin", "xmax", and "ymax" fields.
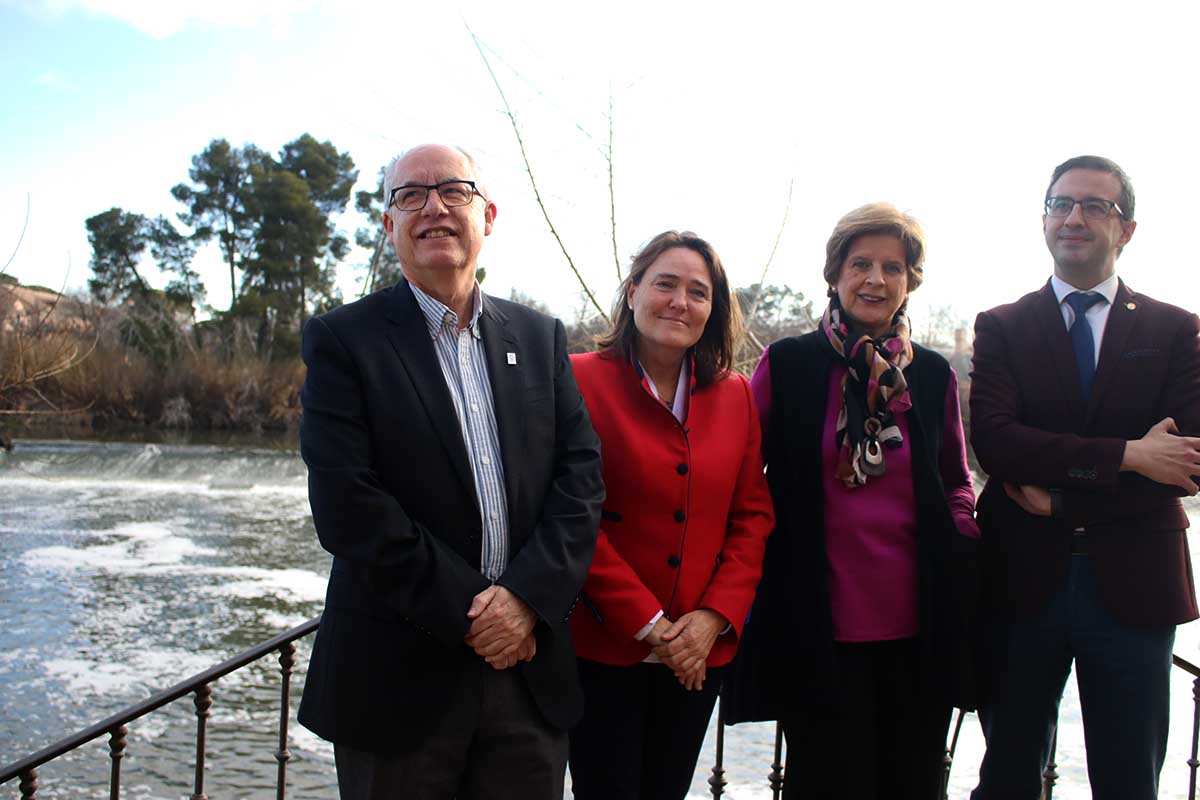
[
  {"xmin": 1050, "ymin": 272, "xmax": 1120, "ymax": 367},
  {"xmin": 409, "ymin": 282, "xmax": 510, "ymax": 581}
]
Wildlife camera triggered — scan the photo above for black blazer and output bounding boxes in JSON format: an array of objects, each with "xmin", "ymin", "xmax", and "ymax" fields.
[
  {"xmin": 970, "ymin": 279, "xmax": 1199, "ymax": 627},
  {"xmin": 296, "ymin": 279, "xmax": 604, "ymax": 752},
  {"xmin": 715, "ymin": 335, "xmax": 979, "ymax": 724},
  {"xmin": 724, "ymin": 333, "xmax": 978, "ymax": 723}
]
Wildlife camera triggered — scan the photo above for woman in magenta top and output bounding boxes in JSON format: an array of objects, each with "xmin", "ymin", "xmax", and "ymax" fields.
[{"xmin": 723, "ymin": 203, "xmax": 980, "ymax": 800}]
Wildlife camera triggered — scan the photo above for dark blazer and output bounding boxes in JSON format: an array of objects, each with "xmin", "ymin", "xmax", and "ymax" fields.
[
  {"xmin": 970, "ymin": 279, "xmax": 1199, "ymax": 627},
  {"xmin": 296, "ymin": 279, "xmax": 604, "ymax": 753},
  {"xmin": 724, "ymin": 333, "xmax": 979, "ymax": 723}
]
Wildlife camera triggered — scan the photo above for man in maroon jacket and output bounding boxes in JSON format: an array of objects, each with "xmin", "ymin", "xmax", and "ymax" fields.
[{"xmin": 970, "ymin": 155, "xmax": 1200, "ymax": 799}]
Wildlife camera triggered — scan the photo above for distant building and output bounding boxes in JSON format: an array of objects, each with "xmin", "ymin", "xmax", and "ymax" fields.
[
  {"xmin": 949, "ymin": 327, "xmax": 973, "ymax": 387},
  {"xmin": 920, "ymin": 325, "xmax": 973, "ymax": 388},
  {"xmin": 0, "ymin": 279, "xmax": 87, "ymax": 333}
]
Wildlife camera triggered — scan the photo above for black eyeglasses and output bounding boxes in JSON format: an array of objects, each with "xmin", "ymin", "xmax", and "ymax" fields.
[
  {"xmin": 388, "ymin": 180, "xmax": 485, "ymax": 212},
  {"xmin": 1045, "ymin": 196, "xmax": 1125, "ymax": 220}
]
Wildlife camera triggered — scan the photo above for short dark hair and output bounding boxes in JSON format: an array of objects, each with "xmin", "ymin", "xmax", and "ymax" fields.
[
  {"xmin": 1046, "ymin": 155, "xmax": 1135, "ymax": 221},
  {"xmin": 822, "ymin": 202, "xmax": 926, "ymax": 299},
  {"xmin": 596, "ymin": 231, "xmax": 743, "ymax": 387}
]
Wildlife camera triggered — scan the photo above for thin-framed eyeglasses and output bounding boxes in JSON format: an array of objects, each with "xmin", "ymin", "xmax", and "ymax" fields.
[
  {"xmin": 388, "ymin": 180, "xmax": 486, "ymax": 212},
  {"xmin": 1045, "ymin": 196, "xmax": 1125, "ymax": 220}
]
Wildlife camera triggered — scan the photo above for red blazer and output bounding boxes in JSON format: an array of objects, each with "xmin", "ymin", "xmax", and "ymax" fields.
[
  {"xmin": 970, "ymin": 279, "xmax": 1199, "ymax": 626},
  {"xmin": 569, "ymin": 350, "xmax": 774, "ymax": 666}
]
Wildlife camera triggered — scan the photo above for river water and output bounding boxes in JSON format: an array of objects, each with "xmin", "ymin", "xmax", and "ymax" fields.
[{"xmin": 0, "ymin": 438, "xmax": 1197, "ymax": 799}]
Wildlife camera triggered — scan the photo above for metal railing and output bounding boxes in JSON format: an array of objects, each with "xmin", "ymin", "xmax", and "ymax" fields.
[
  {"xmin": 706, "ymin": 653, "xmax": 1200, "ymax": 800},
  {"xmin": 1036, "ymin": 654, "xmax": 1200, "ymax": 800},
  {"xmin": 2, "ymin": 623, "xmax": 1196, "ymax": 800},
  {"xmin": 0, "ymin": 615, "xmax": 320, "ymax": 799}
]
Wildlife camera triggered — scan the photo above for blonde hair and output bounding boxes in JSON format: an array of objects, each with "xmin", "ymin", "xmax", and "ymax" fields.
[{"xmin": 823, "ymin": 203, "xmax": 926, "ymax": 296}]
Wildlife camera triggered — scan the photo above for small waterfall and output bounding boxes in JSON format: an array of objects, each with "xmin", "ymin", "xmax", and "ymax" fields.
[{"xmin": 0, "ymin": 439, "xmax": 307, "ymax": 491}]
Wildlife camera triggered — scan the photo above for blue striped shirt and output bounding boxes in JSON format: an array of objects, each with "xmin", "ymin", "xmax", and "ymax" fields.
[{"xmin": 410, "ymin": 282, "xmax": 510, "ymax": 581}]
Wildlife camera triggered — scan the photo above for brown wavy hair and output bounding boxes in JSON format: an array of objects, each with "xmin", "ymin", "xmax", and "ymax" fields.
[{"xmin": 596, "ymin": 230, "xmax": 743, "ymax": 386}]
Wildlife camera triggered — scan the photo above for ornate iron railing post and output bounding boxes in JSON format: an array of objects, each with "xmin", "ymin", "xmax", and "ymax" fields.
[
  {"xmin": 708, "ymin": 698, "xmax": 726, "ymax": 799},
  {"xmin": 1188, "ymin": 672, "xmax": 1199, "ymax": 800},
  {"xmin": 768, "ymin": 721, "xmax": 785, "ymax": 800},
  {"xmin": 942, "ymin": 708, "xmax": 966, "ymax": 800},
  {"xmin": 275, "ymin": 641, "xmax": 297, "ymax": 800},
  {"xmin": 1041, "ymin": 726, "xmax": 1058, "ymax": 800},
  {"xmin": 108, "ymin": 724, "xmax": 127, "ymax": 800},
  {"xmin": 190, "ymin": 682, "xmax": 212, "ymax": 800},
  {"xmin": 18, "ymin": 768, "xmax": 37, "ymax": 799}
]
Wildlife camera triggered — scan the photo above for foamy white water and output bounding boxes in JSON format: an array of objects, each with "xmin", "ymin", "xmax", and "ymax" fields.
[{"xmin": 1, "ymin": 439, "xmax": 334, "ymax": 799}]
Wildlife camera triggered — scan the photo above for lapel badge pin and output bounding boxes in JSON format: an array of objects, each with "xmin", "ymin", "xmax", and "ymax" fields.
[
  {"xmin": 506, "ymin": 352, "xmax": 517, "ymax": 365},
  {"xmin": 1126, "ymin": 302, "xmax": 1136, "ymax": 310}
]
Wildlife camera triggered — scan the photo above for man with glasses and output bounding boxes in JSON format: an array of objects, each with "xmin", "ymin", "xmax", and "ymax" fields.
[
  {"xmin": 969, "ymin": 155, "xmax": 1200, "ymax": 799},
  {"xmin": 296, "ymin": 144, "xmax": 604, "ymax": 799}
]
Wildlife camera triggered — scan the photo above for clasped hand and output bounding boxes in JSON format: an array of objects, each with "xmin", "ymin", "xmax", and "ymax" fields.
[
  {"xmin": 645, "ymin": 609, "xmax": 727, "ymax": 692},
  {"xmin": 464, "ymin": 585, "xmax": 537, "ymax": 670}
]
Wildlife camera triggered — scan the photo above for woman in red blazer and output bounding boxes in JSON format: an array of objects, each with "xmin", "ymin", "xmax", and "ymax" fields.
[{"xmin": 567, "ymin": 230, "xmax": 774, "ymax": 800}]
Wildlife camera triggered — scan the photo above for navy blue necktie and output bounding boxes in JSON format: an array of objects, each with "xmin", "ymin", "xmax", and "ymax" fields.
[{"xmin": 1065, "ymin": 291, "xmax": 1105, "ymax": 401}]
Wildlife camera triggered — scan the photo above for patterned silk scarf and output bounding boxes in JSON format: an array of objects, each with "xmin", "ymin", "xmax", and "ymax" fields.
[{"xmin": 819, "ymin": 296, "xmax": 914, "ymax": 487}]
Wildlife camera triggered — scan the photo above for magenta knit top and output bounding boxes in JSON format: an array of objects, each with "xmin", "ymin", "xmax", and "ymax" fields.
[{"xmin": 751, "ymin": 351, "xmax": 979, "ymax": 643}]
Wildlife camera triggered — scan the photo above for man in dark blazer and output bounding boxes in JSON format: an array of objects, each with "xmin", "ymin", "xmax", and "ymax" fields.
[
  {"xmin": 296, "ymin": 143, "xmax": 604, "ymax": 799},
  {"xmin": 970, "ymin": 155, "xmax": 1200, "ymax": 799}
]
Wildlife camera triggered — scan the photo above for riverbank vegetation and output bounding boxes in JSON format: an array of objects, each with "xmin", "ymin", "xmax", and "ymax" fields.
[
  {"xmin": 0, "ymin": 291, "xmax": 302, "ymax": 432},
  {"xmin": 1, "ymin": 132, "xmax": 356, "ymax": 435},
  {"xmin": 1, "ymin": 271, "xmax": 821, "ymax": 435},
  {"xmin": 1, "ymin": 126, "xmax": 966, "ymax": 439}
]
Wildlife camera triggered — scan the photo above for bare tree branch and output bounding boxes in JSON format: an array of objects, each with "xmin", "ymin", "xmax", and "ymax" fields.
[
  {"xmin": 0, "ymin": 208, "xmax": 96, "ymax": 419},
  {"xmin": 26, "ymin": 251, "xmax": 73, "ymax": 342},
  {"xmin": 1, "ymin": 193, "xmax": 30, "ymax": 275},
  {"xmin": 746, "ymin": 177, "xmax": 794, "ymax": 323},
  {"xmin": 474, "ymin": 38, "xmax": 601, "ymax": 152},
  {"xmin": 744, "ymin": 328, "xmax": 767, "ymax": 356},
  {"xmin": 608, "ymin": 89, "xmax": 621, "ymax": 283},
  {"xmin": 360, "ymin": 229, "xmax": 388, "ymax": 298},
  {"xmin": 467, "ymin": 23, "xmax": 609, "ymax": 323}
]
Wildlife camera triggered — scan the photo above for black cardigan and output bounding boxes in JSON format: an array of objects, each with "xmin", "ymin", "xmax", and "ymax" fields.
[{"xmin": 723, "ymin": 332, "xmax": 979, "ymax": 723}]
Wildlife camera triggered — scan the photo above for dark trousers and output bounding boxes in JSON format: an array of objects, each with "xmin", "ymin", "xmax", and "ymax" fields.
[
  {"xmin": 568, "ymin": 658, "xmax": 724, "ymax": 800},
  {"xmin": 334, "ymin": 660, "xmax": 566, "ymax": 800},
  {"xmin": 972, "ymin": 556, "xmax": 1175, "ymax": 800},
  {"xmin": 782, "ymin": 638, "xmax": 952, "ymax": 800}
]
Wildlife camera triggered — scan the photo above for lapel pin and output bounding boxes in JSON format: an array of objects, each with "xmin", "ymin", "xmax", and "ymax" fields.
[
  {"xmin": 1126, "ymin": 302, "xmax": 1136, "ymax": 310},
  {"xmin": 506, "ymin": 352, "xmax": 517, "ymax": 365}
]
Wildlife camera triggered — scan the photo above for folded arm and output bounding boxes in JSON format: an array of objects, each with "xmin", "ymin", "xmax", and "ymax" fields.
[
  {"xmin": 969, "ymin": 310, "xmax": 1126, "ymax": 489},
  {"xmin": 973, "ymin": 309, "xmax": 1200, "ymax": 524}
]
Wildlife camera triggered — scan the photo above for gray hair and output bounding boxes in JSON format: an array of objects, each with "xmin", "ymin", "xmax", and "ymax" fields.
[{"xmin": 381, "ymin": 145, "xmax": 485, "ymax": 213}]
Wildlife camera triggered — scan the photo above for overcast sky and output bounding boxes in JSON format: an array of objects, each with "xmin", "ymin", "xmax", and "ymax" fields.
[{"xmin": 2, "ymin": 0, "xmax": 1198, "ymax": 332}]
